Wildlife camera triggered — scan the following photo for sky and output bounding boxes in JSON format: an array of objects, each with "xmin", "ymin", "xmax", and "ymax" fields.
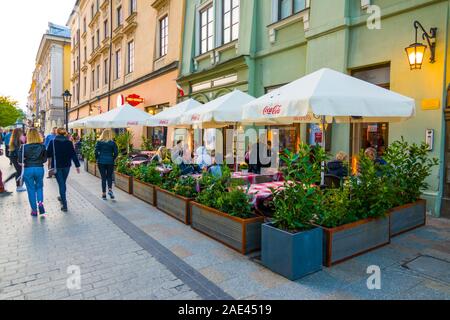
[{"xmin": 0, "ymin": 0, "xmax": 75, "ymax": 112}]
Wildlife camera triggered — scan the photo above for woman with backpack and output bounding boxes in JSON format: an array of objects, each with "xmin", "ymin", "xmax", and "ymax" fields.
[
  {"xmin": 18, "ymin": 128, "xmax": 47, "ymax": 217},
  {"xmin": 95, "ymin": 129, "xmax": 119, "ymax": 200}
]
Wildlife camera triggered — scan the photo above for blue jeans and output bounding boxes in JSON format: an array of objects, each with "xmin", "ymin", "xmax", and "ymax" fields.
[
  {"xmin": 55, "ymin": 167, "xmax": 71, "ymax": 207},
  {"xmin": 23, "ymin": 167, "xmax": 45, "ymax": 212}
]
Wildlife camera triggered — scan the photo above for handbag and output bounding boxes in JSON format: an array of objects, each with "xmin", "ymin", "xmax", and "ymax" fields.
[{"xmin": 48, "ymin": 140, "xmax": 58, "ymax": 177}]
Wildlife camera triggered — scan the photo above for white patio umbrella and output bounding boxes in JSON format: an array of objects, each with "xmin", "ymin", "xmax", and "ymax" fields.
[
  {"xmin": 69, "ymin": 116, "xmax": 96, "ymax": 129},
  {"xmin": 83, "ymin": 104, "xmax": 154, "ymax": 129},
  {"xmin": 243, "ymin": 68, "xmax": 415, "ymax": 124},
  {"xmin": 179, "ymin": 90, "xmax": 256, "ymax": 128},
  {"xmin": 242, "ymin": 68, "xmax": 416, "ymax": 184},
  {"xmin": 146, "ymin": 99, "xmax": 203, "ymax": 128}
]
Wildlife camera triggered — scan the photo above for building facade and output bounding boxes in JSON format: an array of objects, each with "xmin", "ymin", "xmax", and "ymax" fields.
[
  {"xmin": 67, "ymin": 0, "xmax": 185, "ymax": 148},
  {"xmin": 178, "ymin": 0, "xmax": 450, "ymax": 216},
  {"xmin": 31, "ymin": 23, "xmax": 71, "ymax": 134}
]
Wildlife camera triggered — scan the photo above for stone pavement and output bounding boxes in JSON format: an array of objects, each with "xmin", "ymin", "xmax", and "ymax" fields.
[{"xmin": 1, "ymin": 151, "xmax": 450, "ymax": 300}]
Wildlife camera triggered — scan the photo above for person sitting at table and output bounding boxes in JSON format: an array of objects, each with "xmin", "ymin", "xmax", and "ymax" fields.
[
  {"xmin": 208, "ymin": 152, "xmax": 223, "ymax": 179},
  {"xmin": 327, "ymin": 151, "xmax": 349, "ymax": 179},
  {"xmin": 195, "ymin": 146, "xmax": 212, "ymax": 173},
  {"xmin": 151, "ymin": 146, "xmax": 170, "ymax": 164},
  {"xmin": 365, "ymin": 147, "xmax": 387, "ymax": 166}
]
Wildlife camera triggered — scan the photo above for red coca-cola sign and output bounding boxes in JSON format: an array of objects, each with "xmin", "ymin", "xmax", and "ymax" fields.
[
  {"xmin": 159, "ymin": 120, "xmax": 169, "ymax": 126},
  {"xmin": 191, "ymin": 114, "xmax": 200, "ymax": 121},
  {"xmin": 263, "ymin": 105, "xmax": 282, "ymax": 116}
]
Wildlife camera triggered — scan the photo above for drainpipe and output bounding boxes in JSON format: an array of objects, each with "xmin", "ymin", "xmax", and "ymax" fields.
[{"xmin": 107, "ymin": 0, "xmax": 113, "ymax": 111}]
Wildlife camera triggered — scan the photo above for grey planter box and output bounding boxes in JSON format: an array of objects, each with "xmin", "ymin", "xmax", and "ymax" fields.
[
  {"xmin": 320, "ymin": 216, "xmax": 390, "ymax": 267},
  {"xmin": 114, "ymin": 172, "xmax": 133, "ymax": 194},
  {"xmin": 87, "ymin": 162, "xmax": 96, "ymax": 176},
  {"xmin": 261, "ymin": 223, "xmax": 323, "ymax": 281},
  {"xmin": 190, "ymin": 202, "xmax": 265, "ymax": 254},
  {"xmin": 133, "ymin": 180, "xmax": 157, "ymax": 206},
  {"xmin": 390, "ymin": 200, "xmax": 426, "ymax": 237},
  {"xmin": 156, "ymin": 188, "xmax": 191, "ymax": 225}
]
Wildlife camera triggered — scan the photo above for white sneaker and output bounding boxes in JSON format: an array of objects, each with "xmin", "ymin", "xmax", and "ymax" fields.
[{"xmin": 16, "ymin": 186, "xmax": 27, "ymax": 192}]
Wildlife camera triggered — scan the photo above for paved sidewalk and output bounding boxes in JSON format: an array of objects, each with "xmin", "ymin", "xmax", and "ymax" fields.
[{"xmin": 1, "ymin": 152, "xmax": 450, "ymax": 300}]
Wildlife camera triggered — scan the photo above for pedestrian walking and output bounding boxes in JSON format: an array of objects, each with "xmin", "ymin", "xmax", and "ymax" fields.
[
  {"xmin": 95, "ymin": 129, "xmax": 118, "ymax": 200},
  {"xmin": 9, "ymin": 128, "xmax": 26, "ymax": 192},
  {"xmin": 0, "ymin": 148, "xmax": 12, "ymax": 197},
  {"xmin": 44, "ymin": 127, "xmax": 58, "ymax": 179},
  {"xmin": 46, "ymin": 128, "xmax": 81, "ymax": 212},
  {"xmin": 18, "ymin": 128, "xmax": 47, "ymax": 217},
  {"xmin": 4, "ymin": 129, "xmax": 13, "ymax": 165}
]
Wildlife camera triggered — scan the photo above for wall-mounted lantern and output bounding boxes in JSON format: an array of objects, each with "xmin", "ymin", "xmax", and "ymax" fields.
[{"xmin": 405, "ymin": 21, "xmax": 437, "ymax": 70}]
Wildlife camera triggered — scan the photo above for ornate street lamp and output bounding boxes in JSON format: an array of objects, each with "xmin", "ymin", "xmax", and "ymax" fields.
[
  {"xmin": 405, "ymin": 21, "xmax": 437, "ymax": 70},
  {"xmin": 62, "ymin": 90, "xmax": 72, "ymax": 131}
]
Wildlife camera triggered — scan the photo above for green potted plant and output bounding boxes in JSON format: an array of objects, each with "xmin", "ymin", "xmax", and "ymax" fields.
[
  {"xmin": 81, "ymin": 132, "xmax": 97, "ymax": 176},
  {"xmin": 261, "ymin": 143, "xmax": 325, "ymax": 280},
  {"xmin": 383, "ymin": 138, "xmax": 439, "ymax": 236},
  {"xmin": 132, "ymin": 164, "xmax": 162, "ymax": 206},
  {"xmin": 115, "ymin": 155, "xmax": 134, "ymax": 194},
  {"xmin": 240, "ymin": 162, "xmax": 249, "ymax": 174},
  {"xmin": 191, "ymin": 168, "xmax": 264, "ymax": 254},
  {"xmin": 156, "ymin": 165, "xmax": 197, "ymax": 225},
  {"xmin": 317, "ymin": 152, "xmax": 392, "ymax": 267}
]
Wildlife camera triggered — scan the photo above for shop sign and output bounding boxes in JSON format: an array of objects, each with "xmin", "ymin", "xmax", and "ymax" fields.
[
  {"xmin": 159, "ymin": 120, "xmax": 169, "ymax": 125},
  {"xmin": 126, "ymin": 94, "xmax": 145, "ymax": 107},
  {"xmin": 368, "ymin": 124, "xmax": 379, "ymax": 133},
  {"xmin": 127, "ymin": 121, "xmax": 139, "ymax": 126},
  {"xmin": 191, "ymin": 114, "xmax": 201, "ymax": 121}
]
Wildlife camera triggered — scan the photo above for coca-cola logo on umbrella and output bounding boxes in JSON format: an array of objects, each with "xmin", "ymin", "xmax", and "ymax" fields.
[
  {"xmin": 191, "ymin": 114, "xmax": 201, "ymax": 121},
  {"xmin": 263, "ymin": 105, "xmax": 282, "ymax": 116},
  {"xmin": 159, "ymin": 120, "xmax": 169, "ymax": 125}
]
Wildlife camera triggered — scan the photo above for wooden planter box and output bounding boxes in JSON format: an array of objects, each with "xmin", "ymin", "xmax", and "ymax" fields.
[
  {"xmin": 262, "ymin": 224, "xmax": 323, "ymax": 280},
  {"xmin": 390, "ymin": 200, "xmax": 426, "ymax": 237},
  {"xmin": 114, "ymin": 172, "xmax": 133, "ymax": 194},
  {"xmin": 320, "ymin": 216, "xmax": 390, "ymax": 267},
  {"xmin": 87, "ymin": 161, "xmax": 96, "ymax": 176},
  {"xmin": 190, "ymin": 202, "xmax": 265, "ymax": 255},
  {"xmin": 133, "ymin": 179, "xmax": 157, "ymax": 206},
  {"xmin": 156, "ymin": 188, "xmax": 191, "ymax": 225}
]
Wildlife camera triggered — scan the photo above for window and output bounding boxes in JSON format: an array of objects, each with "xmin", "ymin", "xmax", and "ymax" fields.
[
  {"xmin": 84, "ymin": 46, "xmax": 87, "ymax": 62},
  {"xmin": 222, "ymin": 0, "xmax": 239, "ymax": 44},
  {"xmin": 278, "ymin": 0, "xmax": 306, "ymax": 20},
  {"xmin": 159, "ymin": 15, "xmax": 169, "ymax": 57},
  {"xmin": 91, "ymin": 36, "xmax": 95, "ymax": 53},
  {"xmin": 127, "ymin": 41, "xmax": 134, "ymax": 74},
  {"xmin": 91, "ymin": 69, "xmax": 95, "ymax": 91},
  {"xmin": 96, "ymin": 29, "xmax": 100, "ymax": 47},
  {"xmin": 91, "ymin": 4, "xmax": 95, "ymax": 20},
  {"xmin": 117, "ymin": 6, "xmax": 123, "ymax": 28},
  {"xmin": 96, "ymin": 0, "xmax": 100, "ymax": 12},
  {"xmin": 104, "ymin": 59, "xmax": 109, "ymax": 85},
  {"xmin": 83, "ymin": 17, "xmax": 86, "ymax": 33},
  {"xmin": 104, "ymin": 19, "xmax": 109, "ymax": 38},
  {"xmin": 200, "ymin": 5, "xmax": 214, "ymax": 54},
  {"xmin": 115, "ymin": 49, "xmax": 121, "ymax": 79},
  {"xmin": 130, "ymin": 0, "xmax": 137, "ymax": 14},
  {"xmin": 96, "ymin": 65, "xmax": 100, "ymax": 89},
  {"xmin": 84, "ymin": 76, "xmax": 87, "ymax": 96}
]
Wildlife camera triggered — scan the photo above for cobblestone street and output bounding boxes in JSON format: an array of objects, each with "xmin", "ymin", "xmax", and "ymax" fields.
[{"xmin": 1, "ymin": 153, "xmax": 450, "ymax": 300}]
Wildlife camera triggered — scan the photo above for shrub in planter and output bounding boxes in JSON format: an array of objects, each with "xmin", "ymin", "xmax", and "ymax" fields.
[
  {"xmin": 115, "ymin": 155, "xmax": 134, "ymax": 194},
  {"xmin": 262, "ymin": 144, "xmax": 325, "ymax": 280},
  {"xmin": 81, "ymin": 132, "xmax": 97, "ymax": 174},
  {"xmin": 156, "ymin": 165, "xmax": 197, "ymax": 224},
  {"xmin": 317, "ymin": 153, "xmax": 392, "ymax": 267},
  {"xmin": 132, "ymin": 164, "xmax": 162, "ymax": 206},
  {"xmin": 382, "ymin": 138, "xmax": 439, "ymax": 236},
  {"xmin": 191, "ymin": 172, "xmax": 263, "ymax": 254}
]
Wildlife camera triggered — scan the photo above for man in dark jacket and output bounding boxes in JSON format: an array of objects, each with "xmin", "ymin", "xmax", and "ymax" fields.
[{"xmin": 46, "ymin": 128, "xmax": 81, "ymax": 212}]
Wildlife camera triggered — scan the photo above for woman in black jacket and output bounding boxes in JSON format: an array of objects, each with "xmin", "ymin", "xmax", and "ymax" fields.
[
  {"xmin": 47, "ymin": 128, "xmax": 81, "ymax": 212},
  {"xmin": 18, "ymin": 128, "xmax": 47, "ymax": 217},
  {"xmin": 95, "ymin": 129, "xmax": 119, "ymax": 200},
  {"xmin": 8, "ymin": 128, "xmax": 26, "ymax": 192}
]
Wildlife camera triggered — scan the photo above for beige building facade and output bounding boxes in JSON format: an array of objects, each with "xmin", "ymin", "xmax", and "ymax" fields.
[{"xmin": 67, "ymin": 0, "xmax": 185, "ymax": 147}]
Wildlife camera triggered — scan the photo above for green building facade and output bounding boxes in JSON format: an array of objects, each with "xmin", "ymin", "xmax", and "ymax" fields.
[{"xmin": 178, "ymin": 0, "xmax": 450, "ymax": 217}]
